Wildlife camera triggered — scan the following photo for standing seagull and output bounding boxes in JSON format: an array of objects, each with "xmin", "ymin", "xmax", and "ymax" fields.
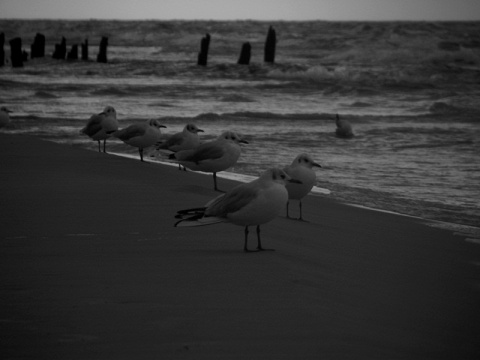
[
  {"xmin": 114, "ymin": 119, "xmax": 166, "ymax": 162},
  {"xmin": 284, "ymin": 153, "xmax": 321, "ymax": 221},
  {"xmin": 175, "ymin": 168, "xmax": 301, "ymax": 252},
  {"xmin": 157, "ymin": 123, "xmax": 204, "ymax": 152},
  {"xmin": 81, "ymin": 106, "xmax": 119, "ymax": 152},
  {"xmin": 156, "ymin": 123, "xmax": 204, "ymax": 170},
  {"xmin": 335, "ymin": 113, "xmax": 354, "ymax": 138},
  {"xmin": 0, "ymin": 107, "xmax": 13, "ymax": 128},
  {"xmin": 169, "ymin": 131, "xmax": 248, "ymax": 191}
]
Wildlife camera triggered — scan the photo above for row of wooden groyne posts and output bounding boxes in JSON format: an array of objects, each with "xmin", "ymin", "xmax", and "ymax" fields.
[{"xmin": 0, "ymin": 26, "xmax": 277, "ymax": 68}]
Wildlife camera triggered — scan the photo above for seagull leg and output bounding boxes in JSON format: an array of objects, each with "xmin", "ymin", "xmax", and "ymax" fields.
[
  {"xmin": 97, "ymin": 140, "xmax": 101, "ymax": 152},
  {"xmin": 298, "ymin": 201, "xmax": 307, "ymax": 222},
  {"xmin": 139, "ymin": 148, "xmax": 144, "ymax": 162},
  {"xmin": 243, "ymin": 226, "xmax": 250, "ymax": 252},
  {"xmin": 286, "ymin": 201, "xmax": 291, "ymax": 218},
  {"xmin": 103, "ymin": 139, "xmax": 107, "ymax": 153},
  {"xmin": 213, "ymin": 172, "xmax": 223, "ymax": 192},
  {"xmin": 256, "ymin": 225, "xmax": 274, "ymax": 252}
]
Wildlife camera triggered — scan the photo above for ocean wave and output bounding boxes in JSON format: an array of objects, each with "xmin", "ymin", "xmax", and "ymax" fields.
[
  {"xmin": 365, "ymin": 126, "xmax": 468, "ymax": 136},
  {"xmin": 223, "ymin": 111, "xmax": 334, "ymax": 120},
  {"xmin": 348, "ymin": 101, "xmax": 373, "ymax": 108},
  {"xmin": 185, "ymin": 111, "xmax": 441, "ymax": 122},
  {"xmin": 394, "ymin": 139, "xmax": 474, "ymax": 151},
  {"xmin": 429, "ymin": 101, "xmax": 468, "ymax": 114},
  {"xmin": 90, "ymin": 87, "xmax": 131, "ymax": 96},
  {"xmin": 34, "ymin": 91, "xmax": 59, "ymax": 99},
  {"xmin": 220, "ymin": 94, "xmax": 255, "ymax": 103}
]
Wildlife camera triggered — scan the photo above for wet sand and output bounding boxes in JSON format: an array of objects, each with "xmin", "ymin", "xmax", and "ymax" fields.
[{"xmin": 1, "ymin": 133, "xmax": 479, "ymax": 359}]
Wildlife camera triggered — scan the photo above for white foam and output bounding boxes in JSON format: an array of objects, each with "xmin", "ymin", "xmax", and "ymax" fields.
[
  {"xmin": 112, "ymin": 151, "xmax": 480, "ymax": 242},
  {"xmin": 345, "ymin": 203, "xmax": 480, "ymax": 242},
  {"xmin": 112, "ymin": 152, "xmax": 332, "ymax": 194}
]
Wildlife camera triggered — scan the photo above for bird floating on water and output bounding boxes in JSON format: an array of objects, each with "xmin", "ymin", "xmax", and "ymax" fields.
[
  {"xmin": 335, "ymin": 113, "xmax": 354, "ymax": 139},
  {"xmin": 175, "ymin": 168, "xmax": 302, "ymax": 252}
]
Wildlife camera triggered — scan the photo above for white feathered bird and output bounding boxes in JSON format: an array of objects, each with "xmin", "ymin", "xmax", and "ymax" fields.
[
  {"xmin": 284, "ymin": 153, "xmax": 321, "ymax": 221},
  {"xmin": 175, "ymin": 168, "xmax": 302, "ymax": 252}
]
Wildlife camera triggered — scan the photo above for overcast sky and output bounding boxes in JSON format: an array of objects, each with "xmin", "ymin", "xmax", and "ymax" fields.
[{"xmin": 1, "ymin": 0, "xmax": 480, "ymax": 21}]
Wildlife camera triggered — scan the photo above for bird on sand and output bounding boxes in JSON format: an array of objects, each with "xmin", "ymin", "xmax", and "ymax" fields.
[
  {"xmin": 114, "ymin": 119, "xmax": 166, "ymax": 162},
  {"xmin": 283, "ymin": 153, "xmax": 321, "ymax": 221},
  {"xmin": 169, "ymin": 131, "xmax": 248, "ymax": 191},
  {"xmin": 335, "ymin": 114, "xmax": 354, "ymax": 138},
  {"xmin": 156, "ymin": 123, "xmax": 204, "ymax": 170},
  {"xmin": 0, "ymin": 107, "xmax": 13, "ymax": 128},
  {"xmin": 81, "ymin": 106, "xmax": 119, "ymax": 152},
  {"xmin": 175, "ymin": 168, "xmax": 302, "ymax": 252},
  {"xmin": 157, "ymin": 123, "xmax": 204, "ymax": 152}
]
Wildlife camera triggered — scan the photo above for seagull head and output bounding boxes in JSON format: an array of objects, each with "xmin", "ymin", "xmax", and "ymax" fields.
[
  {"xmin": 103, "ymin": 106, "xmax": 117, "ymax": 118},
  {"xmin": 148, "ymin": 119, "xmax": 167, "ymax": 130},
  {"xmin": 218, "ymin": 131, "xmax": 249, "ymax": 144},
  {"xmin": 185, "ymin": 123, "xmax": 204, "ymax": 134},
  {"xmin": 264, "ymin": 168, "xmax": 302, "ymax": 185},
  {"xmin": 294, "ymin": 153, "xmax": 321, "ymax": 169}
]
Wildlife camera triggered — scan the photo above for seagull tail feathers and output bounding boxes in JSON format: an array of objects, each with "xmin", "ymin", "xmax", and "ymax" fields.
[{"xmin": 174, "ymin": 207, "xmax": 224, "ymax": 227}]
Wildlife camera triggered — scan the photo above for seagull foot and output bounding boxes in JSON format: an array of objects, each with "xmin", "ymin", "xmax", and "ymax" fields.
[{"xmin": 244, "ymin": 247, "xmax": 275, "ymax": 253}]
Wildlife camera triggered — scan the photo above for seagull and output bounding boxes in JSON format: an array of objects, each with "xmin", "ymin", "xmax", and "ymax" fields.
[
  {"xmin": 81, "ymin": 106, "xmax": 119, "ymax": 152},
  {"xmin": 157, "ymin": 123, "xmax": 204, "ymax": 152},
  {"xmin": 335, "ymin": 113, "xmax": 354, "ymax": 138},
  {"xmin": 169, "ymin": 131, "xmax": 248, "ymax": 191},
  {"xmin": 156, "ymin": 123, "xmax": 204, "ymax": 170},
  {"xmin": 175, "ymin": 168, "xmax": 302, "ymax": 252},
  {"xmin": 0, "ymin": 106, "xmax": 13, "ymax": 128},
  {"xmin": 114, "ymin": 119, "xmax": 166, "ymax": 162},
  {"xmin": 284, "ymin": 153, "xmax": 321, "ymax": 221}
]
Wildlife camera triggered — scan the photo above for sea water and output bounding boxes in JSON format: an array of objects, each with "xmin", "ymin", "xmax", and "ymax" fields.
[{"xmin": 0, "ymin": 20, "xmax": 479, "ymax": 227}]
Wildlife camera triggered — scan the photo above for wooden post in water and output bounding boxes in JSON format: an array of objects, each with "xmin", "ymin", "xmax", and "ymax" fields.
[
  {"xmin": 97, "ymin": 37, "xmax": 108, "ymax": 63},
  {"xmin": 9, "ymin": 37, "xmax": 23, "ymax": 67},
  {"xmin": 197, "ymin": 33, "xmax": 210, "ymax": 66},
  {"xmin": 0, "ymin": 33, "xmax": 5, "ymax": 67},
  {"xmin": 31, "ymin": 33, "xmax": 45, "ymax": 59},
  {"xmin": 67, "ymin": 44, "xmax": 78, "ymax": 60},
  {"xmin": 52, "ymin": 37, "xmax": 66, "ymax": 59},
  {"xmin": 237, "ymin": 42, "xmax": 251, "ymax": 65},
  {"xmin": 81, "ymin": 38, "xmax": 89, "ymax": 60},
  {"xmin": 264, "ymin": 26, "xmax": 276, "ymax": 63}
]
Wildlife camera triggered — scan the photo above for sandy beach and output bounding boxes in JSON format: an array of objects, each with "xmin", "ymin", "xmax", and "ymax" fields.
[{"xmin": 1, "ymin": 133, "xmax": 479, "ymax": 359}]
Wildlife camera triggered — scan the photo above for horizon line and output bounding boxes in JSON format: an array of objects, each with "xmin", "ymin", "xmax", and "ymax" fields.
[{"xmin": 1, "ymin": 17, "xmax": 480, "ymax": 22}]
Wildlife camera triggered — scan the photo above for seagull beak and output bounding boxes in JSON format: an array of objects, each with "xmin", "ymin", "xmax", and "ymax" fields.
[
  {"xmin": 160, "ymin": 125, "xmax": 167, "ymax": 128},
  {"xmin": 240, "ymin": 139, "xmax": 249, "ymax": 144},
  {"xmin": 313, "ymin": 162, "xmax": 322, "ymax": 168},
  {"xmin": 197, "ymin": 129, "xmax": 204, "ymax": 133},
  {"xmin": 5, "ymin": 108, "xmax": 13, "ymax": 113},
  {"xmin": 288, "ymin": 178, "xmax": 302, "ymax": 184}
]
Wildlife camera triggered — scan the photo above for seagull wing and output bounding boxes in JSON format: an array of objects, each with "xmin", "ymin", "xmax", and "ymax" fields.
[
  {"xmin": 206, "ymin": 182, "xmax": 260, "ymax": 217},
  {"xmin": 115, "ymin": 124, "xmax": 145, "ymax": 141},
  {"xmin": 158, "ymin": 132, "xmax": 184, "ymax": 150},
  {"xmin": 81, "ymin": 114, "xmax": 104, "ymax": 136},
  {"xmin": 177, "ymin": 142, "xmax": 224, "ymax": 163}
]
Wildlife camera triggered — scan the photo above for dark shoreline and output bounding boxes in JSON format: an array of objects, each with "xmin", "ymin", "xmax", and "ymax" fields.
[{"xmin": 1, "ymin": 133, "xmax": 480, "ymax": 359}]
